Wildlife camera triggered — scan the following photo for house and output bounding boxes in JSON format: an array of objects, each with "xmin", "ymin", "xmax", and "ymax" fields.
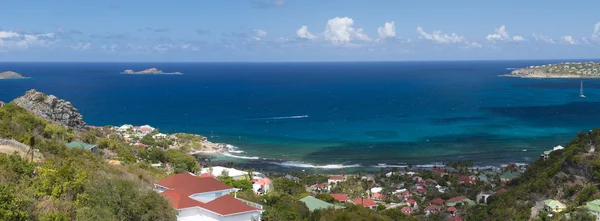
[
  {"xmin": 497, "ymin": 188, "xmax": 507, "ymax": 194},
  {"xmin": 370, "ymin": 187, "xmax": 383, "ymax": 194},
  {"xmin": 544, "ymin": 199, "xmax": 566, "ymax": 213},
  {"xmin": 299, "ymin": 196, "xmax": 344, "ymax": 211},
  {"xmin": 117, "ymin": 124, "xmax": 133, "ymax": 132},
  {"xmin": 432, "ymin": 168, "xmax": 447, "ymax": 176},
  {"xmin": 500, "ymin": 172, "xmax": 520, "ymax": 183},
  {"xmin": 542, "ymin": 145, "xmax": 565, "ymax": 160},
  {"xmin": 66, "ymin": 141, "xmax": 98, "ymax": 153},
  {"xmin": 446, "ymin": 196, "xmax": 476, "ymax": 207},
  {"xmin": 139, "ymin": 125, "xmax": 155, "ymax": 134},
  {"xmin": 447, "ymin": 206, "xmax": 457, "ymax": 216},
  {"xmin": 401, "ymin": 206, "xmax": 414, "ymax": 215},
  {"xmin": 328, "ymin": 175, "xmax": 344, "ymax": 184},
  {"xmin": 352, "ymin": 198, "xmax": 378, "ymax": 209},
  {"xmin": 372, "ymin": 193, "xmax": 386, "ymax": 201},
  {"xmin": 477, "ymin": 174, "xmax": 489, "ymax": 183},
  {"xmin": 448, "ymin": 216, "xmax": 463, "ymax": 221},
  {"xmin": 151, "ymin": 163, "xmax": 164, "ymax": 168},
  {"xmin": 406, "ymin": 199, "xmax": 418, "ymax": 209},
  {"xmin": 155, "ymin": 173, "xmax": 262, "ymax": 221},
  {"xmin": 153, "ymin": 133, "xmax": 168, "ymax": 139},
  {"xmin": 252, "ymin": 177, "xmax": 273, "ymax": 195},
  {"xmin": 424, "ymin": 205, "xmax": 441, "ymax": 216},
  {"xmin": 329, "ymin": 194, "xmax": 350, "ymax": 203},
  {"xmin": 476, "ymin": 191, "xmax": 495, "ymax": 204},
  {"xmin": 585, "ymin": 199, "xmax": 600, "ymax": 220},
  {"xmin": 200, "ymin": 166, "xmax": 248, "ymax": 180},
  {"xmin": 314, "ymin": 183, "xmax": 328, "ymax": 192},
  {"xmin": 430, "ymin": 198, "xmax": 445, "ymax": 206}
]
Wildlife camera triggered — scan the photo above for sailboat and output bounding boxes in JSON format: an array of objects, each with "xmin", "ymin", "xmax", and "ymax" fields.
[{"xmin": 580, "ymin": 81, "xmax": 586, "ymax": 98}]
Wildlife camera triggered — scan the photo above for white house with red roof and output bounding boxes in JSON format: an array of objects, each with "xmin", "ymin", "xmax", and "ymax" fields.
[
  {"xmin": 155, "ymin": 173, "xmax": 263, "ymax": 221},
  {"xmin": 252, "ymin": 177, "xmax": 273, "ymax": 195},
  {"xmin": 328, "ymin": 175, "xmax": 344, "ymax": 184},
  {"xmin": 352, "ymin": 198, "xmax": 378, "ymax": 209}
]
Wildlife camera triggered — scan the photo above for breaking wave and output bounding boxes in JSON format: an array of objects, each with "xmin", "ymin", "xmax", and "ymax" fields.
[
  {"xmin": 274, "ymin": 161, "xmax": 361, "ymax": 169},
  {"xmin": 221, "ymin": 152, "xmax": 260, "ymax": 160}
]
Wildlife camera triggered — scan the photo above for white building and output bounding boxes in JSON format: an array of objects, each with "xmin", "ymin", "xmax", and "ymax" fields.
[
  {"xmin": 117, "ymin": 124, "xmax": 133, "ymax": 132},
  {"xmin": 156, "ymin": 173, "xmax": 262, "ymax": 221},
  {"xmin": 328, "ymin": 175, "xmax": 344, "ymax": 184},
  {"xmin": 252, "ymin": 177, "xmax": 273, "ymax": 195},
  {"xmin": 153, "ymin": 133, "xmax": 168, "ymax": 139},
  {"xmin": 200, "ymin": 166, "xmax": 249, "ymax": 180}
]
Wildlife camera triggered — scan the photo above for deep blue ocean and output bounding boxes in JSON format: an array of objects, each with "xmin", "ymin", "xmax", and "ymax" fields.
[{"xmin": 1, "ymin": 61, "xmax": 599, "ymax": 170}]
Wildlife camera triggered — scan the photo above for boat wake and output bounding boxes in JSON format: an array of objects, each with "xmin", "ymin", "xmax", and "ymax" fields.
[
  {"xmin": 221, "ymin": 152, "xmax": 260, "ymax": 160},
  {"xmin": 251, "ymin": 115, "xmax": 309, "ymax": 120}
]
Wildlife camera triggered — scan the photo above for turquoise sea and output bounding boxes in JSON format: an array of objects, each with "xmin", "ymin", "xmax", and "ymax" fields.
[{"xmin": 1, "ymin": 61, "xmax": 599, "ymax": 171}]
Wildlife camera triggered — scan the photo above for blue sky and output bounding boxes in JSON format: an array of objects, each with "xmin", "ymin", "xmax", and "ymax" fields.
[{"xmin": 0, "ymin": 0, "xmax": 599, "ymax": 61}]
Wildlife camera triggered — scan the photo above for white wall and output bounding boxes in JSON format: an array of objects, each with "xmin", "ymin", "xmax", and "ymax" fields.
[{"xmin": 202, "ymin": 210, "xmax": 262, "ymax": 221}]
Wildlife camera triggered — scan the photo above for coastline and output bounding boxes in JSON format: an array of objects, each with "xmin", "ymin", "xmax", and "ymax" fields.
[{"xmin": 500, "ymin": 74, "xmax": 600, "ymax": 79}]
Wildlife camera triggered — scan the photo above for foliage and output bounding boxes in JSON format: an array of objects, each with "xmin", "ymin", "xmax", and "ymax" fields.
[
  {"xmin": 315, "ymin": 193, "xmax": 335, "ymax": 203},
  {"xmin": 273, "ymin": 177, "xmax": 307, "ymax": 196}
]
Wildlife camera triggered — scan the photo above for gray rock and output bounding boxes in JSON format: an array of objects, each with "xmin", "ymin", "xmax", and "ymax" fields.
[{"xmin": 12, "ymin": 89, "xmax": 87, "ymax": 129}]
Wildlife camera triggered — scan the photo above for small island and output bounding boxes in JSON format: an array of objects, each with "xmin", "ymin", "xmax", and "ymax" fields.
[
  {"xmin": 121, "ymin": 68, "xmax": 182, "ymax": 75},
  {"xmin": 0, "ymin": 71, "xmax": 27, "ymax": 80},
  {"xmin": 504, "ymin": 62, "xmax": 600, "ymax": 78}
]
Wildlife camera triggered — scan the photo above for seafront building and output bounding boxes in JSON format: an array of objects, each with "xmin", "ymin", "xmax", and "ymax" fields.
[{"xmin": 155, "ymin": 173, "xmax": 263, "ymax": 221}]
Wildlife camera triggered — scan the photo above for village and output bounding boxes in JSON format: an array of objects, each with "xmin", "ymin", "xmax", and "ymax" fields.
[{"xmin": 66, "ymin": 124, "xmax": 600, "ymax": 221}]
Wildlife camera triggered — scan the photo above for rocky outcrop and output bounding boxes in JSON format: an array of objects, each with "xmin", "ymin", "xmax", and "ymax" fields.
[
  {"xmin": 0, "ymin": 71, "xmax": 27, "ymax": 79},
  {"xmin": 12, "ymin": 89, "xmax": 87, "ymax": 129},
  {"xmin": 122, "ymin": 68, "xmax": 182, "ymax": 75}
]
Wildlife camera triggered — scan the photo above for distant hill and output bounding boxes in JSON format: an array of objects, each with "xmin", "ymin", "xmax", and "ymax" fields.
[{"xmin": 504, "ymin": 62, "xmax": 600, "ymax": 78}]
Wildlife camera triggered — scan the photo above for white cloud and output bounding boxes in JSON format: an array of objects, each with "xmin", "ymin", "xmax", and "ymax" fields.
[
  {"xmin": 531, "ymin": 33, "xmax": 555, "ymax": 44},
  {"xmin": 512, "ymin": 35, "xmax": 525, "ymax": 41},
  {"xmin": 0, "ymin": 31, "xmax": 55, "ymax": 48},
  {"xmin": 416, "ymin": 26, "xmax": 480, "ymax": 48},
  {"xmin": 296, "ymin": 26, "xmax": 316, "ymax": 40},
  {"xmin": 254, "ymin": 29, "xmax": 268, "ymax": 38},
  {"xmin": 273, "ymin": 0, "xmax": 286, "ymax": 7},
  {"xmin": 324, "ymin": 17, "xmax": 371, "ymax": 44},
  {"xmin": 561, "ymin": 36, "xmax": 578, "ymax": 45},
  {"xmin": 593, "ymin": 22, "xmax": 600, "ymax": 38},
  {"xmin": 486, "ymin": 25, "xmax": 524, "ymax": 42},
  {"xmin": 70, "ymin": 42, "xmax": 91, "ymax": 50},
  {"xmin": 377, "ymin": 21, "xmax": 396, "ymax": 39}
]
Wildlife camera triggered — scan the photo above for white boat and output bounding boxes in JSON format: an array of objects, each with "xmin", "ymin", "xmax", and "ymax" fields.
[{"xmin": 580, "ymin": 81, "xmax": 586, "ymax": 98}]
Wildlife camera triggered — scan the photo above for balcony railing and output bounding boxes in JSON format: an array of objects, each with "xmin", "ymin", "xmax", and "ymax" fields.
[{"xmin": 237, "ymin": 198, "xmax": 263, "ymax": 210}]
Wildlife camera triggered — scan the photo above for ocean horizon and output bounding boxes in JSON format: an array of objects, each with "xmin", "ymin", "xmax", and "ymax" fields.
[{"xmin": 2, "ymin": 60, "xmax": 599, "ymax": 171}]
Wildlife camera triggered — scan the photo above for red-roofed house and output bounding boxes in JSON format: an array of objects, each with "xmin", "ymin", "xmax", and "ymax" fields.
[
  {"xmin": 447, "ymin": 206, "xmax": 457, "ymax": 216},
  {"xmin": 406, "ymin": 199, "xmax": 418, "ymax": 208},
  {"xmin": 330, "ymin": 194, "xmax": 350, "ymax": 203},
  {"xmin": 432, "ymin": 168, "xmax": 447, "ymax": 176},
  {"xmin": 448, "ymin": 216, "xmax": 463, "ymax": 221},
  {"xmin": 430, "ymin": 198, "xmax": 445, "ymax": 205},
  {"xmin": 252, "ymin": 177, "xmax": 273, "ymax": 195},
  {"xmin": 497, "ymin": 188, "xmax": 507, "ymax": 194},
  {"xmin": 352, "ymin": 198, "xmax": 378, "ymax": 209},
  {"xmin": 424, "ymin": 205, "xmax": 441, "ymax": 216},
  {"xmin": 416, "ymin": 187, "xmax": 427, "ymax": 194},
  {"xmin": 372, "ymin": 193, "xmax": 386, "ymax": 201},
  {"xmin": 401, "ymin": 206, "xmax": 414, "ymax": 215},
  {"xmin": 199, "ymin": 172, "xmax": 216, "ymax": 179},
  {"xmin": 328, "ymin": 175, "xmax": 344, "ymax": 184},
  {"xmin": 155, "ymin": 173, "xmax": 262, "ymax": 221}
]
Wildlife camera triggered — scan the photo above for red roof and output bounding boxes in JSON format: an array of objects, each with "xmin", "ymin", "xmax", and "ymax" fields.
[
  {"xmin": 497, "ymin": 188, "xmax": 507, "ymax": 194},
  {"xmin": 199, "ymin": 172, "xmax": 216, "ymax": 179},
  {"xmin": 372, "ymin": 193, "xmax": 386, "ymax": 199},
  {"xmin": 352, "ymin": 198, "xmax": 377, "ymax": 207},
  {"xmin": 430, "ymin": 198, "xmax": 445, "ymax": 205},
  {"xmin": 416, "ymin": 188, "xmax": 426, "ymax": 193},
  {"xmin": 315, "ymin": 183, "xmax": 327, "ymax": 188},
  {"xmin": 447, "ymin": 196, "xmax": 467, "ymax": 203},
  {"xmin": 447, "ymin": 206, "xmax": 457, "ymax": 212},
  {"xmin": 202, "ymin": 194, "xmax": 261, "ymax": 215},
  {"xmin": 254, "ymin": 177, "xmax": 272, "ymax": 185},
  {"xmin": 158, "ymin": 173, "xmax": 261, "ymax": 216},
  {"xmin": 401, "ymin": 191, "xmax": 412, "ymax": 196},
  {"xmin": 156, "ymin": 173, "xmax": 233, "ymax": 194},
  {"xmin": 407, "ymin": 199, "xmax": 416, "ymax": 205},
  {"xmin": 330, "ymin": 194, "xmax": 350, "ymax": 202},
  {"xmin": 329, "ymin": 175, "xmax": 344, "ymax": 180},
  {"xmin": 425, "ymin": 205, "xmax": 441, "ymax": 211},
  {"xmin": 448, "ymin": 216, "xmax": 463, "ymax": 221},
  {"xmin": 433, "ymin": 168, "xmax": 446, "ymax": 174},
  {"xmin": 401, "ymin": 206, "xmax": 414, "ymax": 212}
]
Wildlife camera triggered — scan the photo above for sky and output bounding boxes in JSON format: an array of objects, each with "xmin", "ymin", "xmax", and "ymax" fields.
[{"xmin": 0, "ymin": 0, "xmax": 599, "ymax": 62}]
